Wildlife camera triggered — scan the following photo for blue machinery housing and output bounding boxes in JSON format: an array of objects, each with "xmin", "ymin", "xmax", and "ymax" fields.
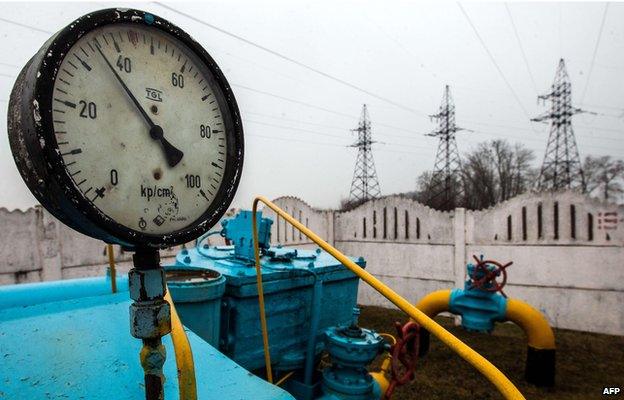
[
  {"xmin": 167, "ymin": 211, "xmax": 386, "ymax": 399},
  {"xmin": 0, "ymin": 210, "xmax": 389, "ymax": 400},
  {"xmin": 169, "ymin": 211, "xmax": 363, "ymax": 371}
]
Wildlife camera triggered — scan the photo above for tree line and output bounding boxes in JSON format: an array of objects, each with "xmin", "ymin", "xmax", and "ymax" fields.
[
  {"xmin": 414, "ymin": 139, "xmax": 624, "ymax": 210},
  {"xmin": 341, "ymin": 139, "xmax": 624, "ymax": 211}
]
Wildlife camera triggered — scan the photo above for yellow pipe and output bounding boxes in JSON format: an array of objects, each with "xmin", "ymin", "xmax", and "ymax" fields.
[
  {"xmin": 164, "ymin": 287, "xmax": 198, "ymax": 400},
  {"xmin": 106, "ymin": 244, "xmax": 117, "ymax": 293},
  {"xmin": 252, "ymin": 207, "xmax": 274, "ymax": 383},
  {"xmin": 378, "ymin": 333, "xmax": 397, "ymax": 346},
  {"xmin": 505, "ymin": 298, "xmax": 555, "ymax": 350},
  {"xmin": 370, "ymin": 356, "xmax": 392, "ymax": 395},
  {"xmin": 252, "ymin": 196, "xmax": 525, "ymax": 400},
  {"xmin": 275, "ymin": 371, "xmax": 295, "ymax": 387},
  {"xmin": 415, "ymin": 289, "xmax": 451, "ymax": 317}
]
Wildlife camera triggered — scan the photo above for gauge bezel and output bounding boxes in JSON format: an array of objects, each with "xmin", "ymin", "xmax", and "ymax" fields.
[{"xmin": 8, "ymin": 8, "xmax": 244, "ymax": 248}]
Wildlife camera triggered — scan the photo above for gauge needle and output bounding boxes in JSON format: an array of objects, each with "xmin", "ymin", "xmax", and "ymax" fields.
[{"xmin": 94, "ymin": 43, "xmax": 184, "ymax": 168}]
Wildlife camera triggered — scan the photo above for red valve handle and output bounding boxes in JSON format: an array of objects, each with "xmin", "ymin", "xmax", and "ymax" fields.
[
  {"xmin": 468, "ymin": 255, "xmax": 513, "ymax": 298},
  {"xmin": 384, "ymin": 321, "xmax": 420, "ymax": 399}
]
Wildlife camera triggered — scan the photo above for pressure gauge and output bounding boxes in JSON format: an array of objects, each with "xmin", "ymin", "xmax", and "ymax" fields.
[{"xmin": 8, "ymin": 8, "xmax": 244, "ymax": 248}]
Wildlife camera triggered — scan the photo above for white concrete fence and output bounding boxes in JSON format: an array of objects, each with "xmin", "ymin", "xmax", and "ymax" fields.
[
  {"xmin": 263, "ymin": 191, "xmax": 624, "ymax": 336},
  {"xmin": 0, "ymin": 206, "xmax": 183, "ymax": 285},
  {"xmin": 1, "ymin": 191, "xmax": 622, "ymax": 335}
]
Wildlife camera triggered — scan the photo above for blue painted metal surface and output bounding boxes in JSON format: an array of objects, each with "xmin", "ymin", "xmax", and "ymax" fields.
[
  {"xmin": 0, "ymin": 289, "xmax": 294, "ymax": 400},
  {"xmin": 165, "ymin": 266, "xmax": 226, "ymax": 347},
  {"xmin": 221, "ymin": 210, "xmax": 273, "ymax": 260},
  {"xmin": 0, "ymin": 273, "xmax": 128, "ymax": 310},
  {"xmin": 168, "ymin": 210, "xmax": 364, "ymax": 374},
  {"xmin": 304, "ymin": 279, "xmax": 323, "ymax": 386},
  {"xmin": 317, "ymin": 308, "xmax": 384, "ymax": 400},
  {"xmin": 448, "ymin": 262, "xmax": 508, "ymax": 332}
]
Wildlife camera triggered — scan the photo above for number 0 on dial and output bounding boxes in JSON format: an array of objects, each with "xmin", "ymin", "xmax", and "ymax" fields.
[{"xmin": 8, "ymin": 8, "xmax": 244, "ymax": 248}]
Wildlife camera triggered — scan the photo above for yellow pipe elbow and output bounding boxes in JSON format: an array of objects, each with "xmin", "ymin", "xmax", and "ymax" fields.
[
  {"xmin": 165, "ymin": 287, "xmax": 198, "ymax": 400},
  {"xmin": 505, "ymin": 298, "xmax": 555, "ymax": 350},
  {"xmin": 415, "ymin": 290, "xmax": 451, "ymax": 317}
]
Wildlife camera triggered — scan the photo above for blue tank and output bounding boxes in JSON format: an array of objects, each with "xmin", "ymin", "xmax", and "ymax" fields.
[{"xmin": 167, "ymin": 210, "xmax": 365, "ymax": 373}]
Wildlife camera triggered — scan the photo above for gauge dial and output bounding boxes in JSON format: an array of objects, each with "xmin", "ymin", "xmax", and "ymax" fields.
[
  {"xmin": 54, "ymin": 24, "xmax": 227, "ymax": 234},
  {"xmin": 8, "ymin": 9, "xmax": 244, "ymax": 247}
]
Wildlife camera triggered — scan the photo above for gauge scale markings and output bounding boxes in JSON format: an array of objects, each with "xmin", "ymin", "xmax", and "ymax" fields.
[
  {"xmin": 50, "ymin": 23, "xmax": 229, "ymax": 235},
  {"xmin": 9, "ymin": 9, "xmax": 243, "ymax": 248}
]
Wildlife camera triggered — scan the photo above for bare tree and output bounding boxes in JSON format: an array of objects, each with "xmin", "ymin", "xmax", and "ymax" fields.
[
  {"xmin": 583, "ymin": 155, "xmax": 624, "ymax": 202},
  {"xmin": 461, "ymin": 140, "xmax": 535, "ymax": 209},
  {"xmin": 414, "ymin": 140, "xmax": 535, "ymax": 210},
  {"xmin": 462, "ymin": 142, "xmax": 498, "ymax": 210}
]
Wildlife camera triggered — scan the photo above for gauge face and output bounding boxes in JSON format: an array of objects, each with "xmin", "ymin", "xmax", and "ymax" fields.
[
  {"xmin": 8, "ymin": 9, "xmax": 244, "ymax": 247},
  {"xmin": 53, "ymin": 23, "xmax": 226, "ymax": 234}
]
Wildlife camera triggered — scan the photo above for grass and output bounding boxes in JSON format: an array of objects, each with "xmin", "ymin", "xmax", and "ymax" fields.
[{"xmin": 359, "ymin": 305, "xmax": 624, "ymax": 400}]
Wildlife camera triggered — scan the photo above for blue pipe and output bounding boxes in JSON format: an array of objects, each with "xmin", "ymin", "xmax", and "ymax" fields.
[
  {"xmin": 0, "ymin": 274, "xmax": 128, "ymax": 310},
  {"xmin": 304, "ymin": 279, "xmax": 323, "ymax": 386}
]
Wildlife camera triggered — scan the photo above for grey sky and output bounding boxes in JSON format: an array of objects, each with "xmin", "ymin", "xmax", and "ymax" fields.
[{"xmin": 1, "ymin": 1, "xmax": 623, "ymax": 211}]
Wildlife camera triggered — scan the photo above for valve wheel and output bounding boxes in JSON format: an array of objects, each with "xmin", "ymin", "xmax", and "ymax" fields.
[
  {"xmin": 384, "ymin": 321, "xmax": 420, "ymax": 399},
  {"xmin": 469, "ymin": 255, "xmax": 513, "ymax": 297}
]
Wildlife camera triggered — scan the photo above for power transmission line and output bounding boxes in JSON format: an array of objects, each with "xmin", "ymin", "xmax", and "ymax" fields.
[
  {"xmin": 580, "ymin": 2, "xmax": 610, "ymax": 104},
  {"xmin": 245, "ymin": 111, "xmax": 349, "ymax": 132},
  {"xmin": 245, "ymin": 118, "xmax": 431, "ymax": 152},
  {"xmin": 457, "ymin": 3, "xmax": 533, "ymax": 123},
  {"xmin": 359, "ymin": 10, "xmax": 440, "ymax": 104},
  {"xmin": 466, "ymin": 119, "xmax": 623, "ymax": 146},
  {"xmin": 233, "ymin": 84, "xmax": 355, "ymax": 119},
  {"xmin": 153, "ymin": 2, "xmax": 426, "ymax": 116},
  {"xmin": 0, "ymin": 13, "xmax": 399, "ymax": 119},
  {"xmin": 559, "ymin": 4, "xmax": 565, "ymax": 56},
  {"xmin": 239, "ymin": 79, "xmax": 621, "ymax": 147},
  {"xmin": 0, "ymin": 17, "xmax": 52, "ymax": 34},
  {"xmin": 580, "ymin": 102, "xmax": 624, "ymax": 111},
  {"xmin": 0, "ymin": 79, "xmax": 615, "ymax": 152},
  {"xmin": 0, "ymin": 61, "xmax": 19, "ymax": 68},
  {"xmin": 245, "ymin": 110, "xmax": 429, "ymax": 142},
  {"xmin": 504, "ymin": 3, "xmax": 539, "ymax": 94},
  {"xmin": 0, "ymin": 77, "xmax": 619, "ymax": 151},
  {"xmin": 248, "ymin": 108, "xmax": 621, "ymax": 151},
  {"xmin": 249, "ymin": 133, "xmax": 429, "ymax": 156},
  {"xmin": 243, "ymin": 119, "xmax": 348, "ymax": 141},
  {"xmin": 234, "ymin": 85, "xmax": 421, "ymax": 136},
  {"xmin": 1, "ymin": 13, "xmax": 620, "ymax": 156},
  {"xmin": 249, "ymin": 133, "xmax": 348, "ymax": 148},
  {"xmin": 225, "ymin": 118, "xmax": 428, "ymax": 150}
]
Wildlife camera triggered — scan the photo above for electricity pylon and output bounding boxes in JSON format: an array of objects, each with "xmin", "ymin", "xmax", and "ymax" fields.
[
  {"xmin": 425, "ymin": 85, "xmax": 466, "ymax": 210},
  {"xmin": 348, "ymin": 104, "xmax": 381, "ymax": 203},
  {"xmin": 532, "ymin": 58, "xmax": 587, "ymax": 192}
]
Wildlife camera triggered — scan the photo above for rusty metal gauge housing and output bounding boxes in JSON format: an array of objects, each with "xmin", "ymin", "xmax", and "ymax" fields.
[{"xmin": 8, "ymin": 8, "xmax": 244, "ymax": 249}]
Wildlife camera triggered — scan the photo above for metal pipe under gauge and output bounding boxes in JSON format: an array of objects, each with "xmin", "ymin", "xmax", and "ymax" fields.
[{"xmin": 7, "ymin": 8, "xmax": 244, "ymax": 400}]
